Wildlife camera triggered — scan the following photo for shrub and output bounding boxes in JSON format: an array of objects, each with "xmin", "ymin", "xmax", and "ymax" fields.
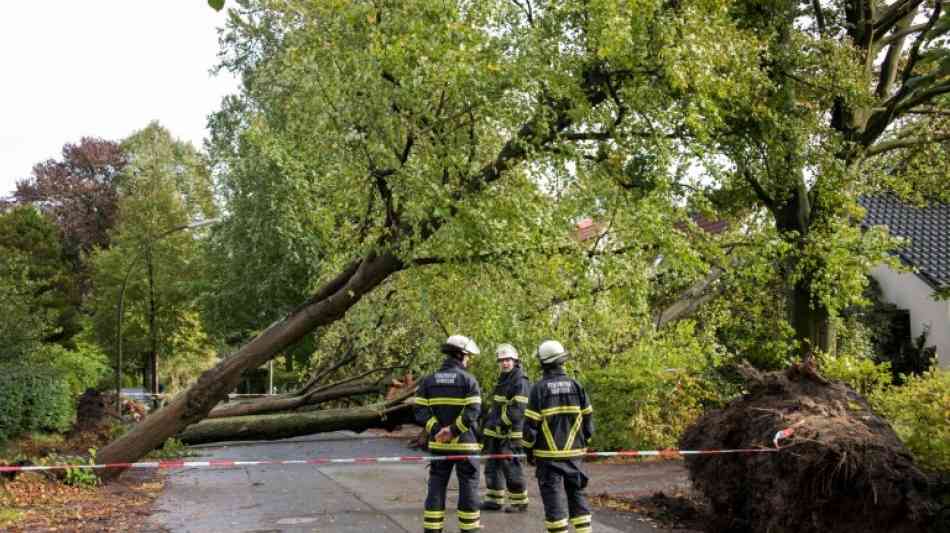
[
  {"xmin": 27, "ymin": 341, "xmax": 110, "ymax": 398},
  {"xmin": 818, "ymin": 351, "xmax": 893, "ymax": 396},
  {"xmin": 820, "ymin": 352, "xmax": 949, "ymax": 472},
  {"xmin": 581, "ymin": 322, "xmax": 733, "ymax": 450},
  {"xmin": 871, "ymin": 366, "xmax": 950, "ymax": 473},
  {"xmin": 0, "ymin": 365, "xmax": 73, "ymax": 442}
]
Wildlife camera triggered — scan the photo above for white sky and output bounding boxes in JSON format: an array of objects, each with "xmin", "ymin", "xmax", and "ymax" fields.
[{"xmin": 0, "ymin": 1, "xmax": 239, "ymax": 198}]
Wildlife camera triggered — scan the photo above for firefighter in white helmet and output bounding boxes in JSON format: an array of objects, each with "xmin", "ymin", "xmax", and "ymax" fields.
[
  {"xmin": 480, "ymin": 343, "xmax": 531, "ymax": 513},
  {"xmin": 521, "ymin": 340, "xmax": 594, "ymax": 533},
  {"xmin": 414, "ymin": 335, "xmax": 483, "ymax": 533}
]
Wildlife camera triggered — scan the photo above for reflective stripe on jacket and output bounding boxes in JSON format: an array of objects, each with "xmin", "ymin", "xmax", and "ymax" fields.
[
  {"xmin": 414, "ymin": 356, "xmax": 483, "ymax": 453},
  {"xmin": 482, "ymin": 366, "xmax": 530, "ymax": 441},
  {"xmin": 520, "ymin": 367, "xmax": 593, "ymax": 459}
]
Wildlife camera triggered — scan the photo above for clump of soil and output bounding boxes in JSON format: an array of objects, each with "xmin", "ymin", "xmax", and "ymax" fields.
[
  {"xmin": 70, "ymin": 389, "xmax": 119, "ymax": 436},
  {"xmin": 680, "ymin": 360, "xmax": 941, "ymax": 533}
]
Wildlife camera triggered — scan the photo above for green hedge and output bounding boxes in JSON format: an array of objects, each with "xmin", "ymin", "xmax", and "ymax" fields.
[{"xmin": 0, "ymin": 364, "xmax": 73, "ymax": 442}]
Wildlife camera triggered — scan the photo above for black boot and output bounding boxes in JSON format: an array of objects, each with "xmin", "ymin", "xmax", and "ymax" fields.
[
  {"xmin": 504, "ymin": 504, "xmax": 527, "ymax": 513},
  {"xmin": 480, "ymin": 501, "xmax": 503, "ymax": 511}
]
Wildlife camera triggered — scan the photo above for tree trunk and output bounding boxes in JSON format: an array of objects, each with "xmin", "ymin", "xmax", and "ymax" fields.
[
  {"xmin": 95, "ymin": 252, "xmax": 404, "ymax": 478},
  {"xmin": 789, "ymin": 273, "xmax": 835, "ymax": 357},
  {"xmin": 146, "ymin": 247, "xmax": 159, "ymax": 397},
  {"xmin": 207, "ymin": 380, "xmax": 386, "ymax": 419},
  {"xmin": 178, "ymin": 401, "xmax": 415, "ymax": 445}
]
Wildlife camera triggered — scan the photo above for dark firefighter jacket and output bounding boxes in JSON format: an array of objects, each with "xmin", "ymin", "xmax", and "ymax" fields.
[
  {"xmin": 520, "ymin": 367, "xmax": 594, "ymax": 459},
  {"xmin": 482, "ymin": 365, "xmax": 530, "ymax": 442},
  {"xmin": 414, "ymin": 356, "xmax": 482, "ymax": 453}
]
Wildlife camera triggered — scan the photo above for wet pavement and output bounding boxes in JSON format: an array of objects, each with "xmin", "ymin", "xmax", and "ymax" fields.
[{"xmin": 148, "ymin": 431, "xmax": 694, "ymax": 533}]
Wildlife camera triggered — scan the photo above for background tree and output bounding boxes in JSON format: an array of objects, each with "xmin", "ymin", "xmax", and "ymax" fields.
[
  {"xmin": 90, "ymin": 123, "xmax": 217, "ymax": 396},
  {"xmin": 14, "ymin": 138, "xmax": 127, "ymax": 277},
  {"xmin": 675, "ymin": 0, "xmax": 950, "ymax": 356},
  {"xmin": 0, "ymin": 206, "xmax": 81, "ymax": 345}
]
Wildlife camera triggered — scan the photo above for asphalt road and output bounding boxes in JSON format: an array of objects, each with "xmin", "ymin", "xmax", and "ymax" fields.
[{"xmin": 148, "ymin": 432, "xmax": 685, "ymax": 533}]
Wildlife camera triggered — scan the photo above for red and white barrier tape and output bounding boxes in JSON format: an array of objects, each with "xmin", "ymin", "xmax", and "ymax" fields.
[{"xmin": 0, "ymin": 447, "xmax": 781, "ymax": 473}]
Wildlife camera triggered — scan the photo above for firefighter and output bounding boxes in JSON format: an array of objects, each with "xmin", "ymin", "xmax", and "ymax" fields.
[
  {"xmin": 415, "ymin": 334, "xmax": 483, "ymax": 533},
  {"xmin": 520, "ymin": 340, "xmax": 594, "ymax": 533},
  {"xmin": 480, "ymin": 343, "xmax": 531, "ymax": 513}
]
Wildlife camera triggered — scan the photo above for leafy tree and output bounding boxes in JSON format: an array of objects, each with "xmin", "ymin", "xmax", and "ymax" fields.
[
  {"xmin": 104, "ymin": 0, "xmax": 947, "ymax": 463},
  {"xmin": 91, "ymin": 123, "xmax": 217, "ymax": 395},
  {"xmin": 14, "ymin": 137, "xmax": 127, "ymax": 272},
  {"xmin": 0, "ymin": 250, "xmax": 54, "ymax": 361},
  {"xmin": 0, "ymin": 205, "xmax": 82, "ymax": 345},
  {"xmin": 101, "ymin": 0, "xmax": 748, "ymax": 465},
  {"xmin": 677, "ymin": 0, "xmax": 950, "ymax": 355}
]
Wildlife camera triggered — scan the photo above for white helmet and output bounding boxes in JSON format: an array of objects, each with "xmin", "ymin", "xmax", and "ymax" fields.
[
  {"xmin": 496, "ymin": 343, "xmax": 519, "ymax": 361},
  {"xmin": 535, "ymin": 340, "xmax": 568, "ymax": 365},
  {"xmin": 445, "ymin": 334, "xmax": 481, "ymax": 356}
]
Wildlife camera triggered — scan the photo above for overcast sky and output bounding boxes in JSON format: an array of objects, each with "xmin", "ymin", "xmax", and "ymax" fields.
[{"xmin": 0, "ymin": 1, "xmax": 239, "ymax": 197}]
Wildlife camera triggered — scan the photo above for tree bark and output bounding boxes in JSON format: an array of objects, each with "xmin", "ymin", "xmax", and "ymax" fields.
[
  {"xmin": 207, "ymin": 380, "xmax": 387, "ymax": 419},
  {"xmin": 96, "ymin": 251, "xmax": 404, "ymax": 478},
  {"xmin": 178, "ymin": 401, "xmax": 415, "ymax": 445},
  {"xmin": 146, "ymin": 246, "xmax": 159, "ymax": 397}
]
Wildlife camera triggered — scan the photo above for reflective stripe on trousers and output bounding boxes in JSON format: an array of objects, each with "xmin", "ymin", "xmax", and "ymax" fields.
[
  {"xmin": 483, "ymin": 437, "xmax": 528, "ymax": 505},
  {"xmin": 424, "ymin": 457, "xmax": 481, "ymax": 532},
  {"xmin": 536, "ymin": 460, "xmax": 592, "ymax": 533}
]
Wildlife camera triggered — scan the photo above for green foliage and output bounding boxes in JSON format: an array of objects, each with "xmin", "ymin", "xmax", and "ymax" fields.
[
  {"xmin": 818, "ymin": 351, "xmax": 893, "ymax": 397},
  {"xmin": 90, "ymin": 122, "xmax": 218, "ymax": 391},
  {"xmin": 871, "ymin": 367, "xmax": 950, "ymax": 473},
  {"xmin": 62, "ymin": 449, "xmax": 99, "ymax": 488},
  {"xmin": 821, "ymin": 352, "xmax": 949, "ymax": 473},
  {"xmin": 0, "ymin": 365, "xmax": 74, "ymax": 443},
  {"xmin": 145, "ymin": 437, "xmax": 192, "ymax": 459},
  {"xmin": 25, "ymin": 341, "xmax": 110, "ymax": 398},
  {"xmin": 580, "ymin": 322, "xmax": 734, "ymax": 450}
]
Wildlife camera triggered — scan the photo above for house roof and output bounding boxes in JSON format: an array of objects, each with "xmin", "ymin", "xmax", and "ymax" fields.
[
  {"xmin": 573, "ymin": 218, "xmax": 607, "ymax": 242},
  {"xmin": 573, "ymin": 214, "xmax": 728, "ymax": 243},
  {"xmin": 859, "ymin": 195, "xmax": 950, "ymax": 289}
]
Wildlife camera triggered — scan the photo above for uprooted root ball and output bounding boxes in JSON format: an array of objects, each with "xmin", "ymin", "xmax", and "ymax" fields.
[{"xmin": 680, "ymin": 361, "xmax": 944, "ymax": 533}]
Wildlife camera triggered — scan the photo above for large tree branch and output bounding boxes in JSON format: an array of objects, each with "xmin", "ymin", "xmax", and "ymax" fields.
[
  {"xmin": 862, "ymin": 3, "xmax": 943, "ymax": 148},
  {"xmin": 875, "ymin": 13, "xmax": 915, "ymax": 98},
  {"xmin": 898, "ymin": 2, "xmax": 942, "ymax": 88},
  {"xmin": 98, "ymin": 61, "xmax": 630, "ymax": 476},
  {"xmin": 865, "ymin": 133, "xmax": 950, "ymax": 156},
  {"xmin": 742, "ymin": 167, "xmax": 777, "ymax": 211},
  {"xmin": 896, "ymin": 82, "xmax": 950, "ymax": 114},
  {"xmin": 811, "ymin": 0, "xmax": 827, "ymax": 35},
  {"xmin": 655, "ymin": 267, "xmax": 725, "ymax": 328},
  {"xmin": 873, "ymin": 0, "xmax": 927, "ymax": 38},
  {"xmin": 876, "ymin": 22, "xmax": 929, "ymax": 48}
]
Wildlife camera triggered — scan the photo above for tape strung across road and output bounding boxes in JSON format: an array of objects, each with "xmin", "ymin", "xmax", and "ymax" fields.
[{"xmin": 0, "ymin": 446, "xmax": 785, "ymax": 473}]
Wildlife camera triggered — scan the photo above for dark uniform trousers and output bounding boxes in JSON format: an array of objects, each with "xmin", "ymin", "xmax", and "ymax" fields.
[
  {"xmin": 416, "ymin": 356, "xmax": 483, "ymax": 532},
  {"xmin": 522, "ymin": 367, "xmax": 595, "ymax": 533},
  {"xmin": 536, "ymin": 459, "xmax": 592, "ymax": 533},
  {"xmin": 424, "ymin": 457, "xmax": 481, "ymax": 532},
  {"xmin": 482, "ymin": 437, "xmax": 528, "ymax": 506}
]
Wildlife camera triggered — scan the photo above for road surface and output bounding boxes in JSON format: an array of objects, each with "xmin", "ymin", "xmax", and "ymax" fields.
[{"xmin": 148, "ymin": 432, "xmax": 692, "ymax": 532}]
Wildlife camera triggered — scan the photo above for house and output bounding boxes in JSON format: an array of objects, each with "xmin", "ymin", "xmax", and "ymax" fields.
[{"xmin": 860, "ymin": 195, "xmax": 950, "ymax": 369}]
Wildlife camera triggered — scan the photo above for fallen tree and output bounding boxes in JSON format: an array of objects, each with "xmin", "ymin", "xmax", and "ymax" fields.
[
  {"xmin": 93, "ymin": 5, "xmax": 623, "ymax": 476},
  {"xmin": 680, "ymin": 361, "xmax": 944, "ymax": 533},
  {"xmin": 205, "ymin": 366, "xmax": 402, "ymax": 419},
  {"xmin": 179, "ymin": 392, "xmax": 416, "ymax": 445}
]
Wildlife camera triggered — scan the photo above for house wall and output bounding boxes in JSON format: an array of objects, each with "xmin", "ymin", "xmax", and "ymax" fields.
[{"xmin": 870, "ymin": 265, "xmax": 950, "ymax": 369}]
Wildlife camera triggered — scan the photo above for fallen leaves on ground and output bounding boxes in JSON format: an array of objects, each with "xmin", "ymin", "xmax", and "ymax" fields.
[
  {"xmin": 591, "ymin": 488, "xmax": 708, "ymax": 531},
  {"xmin": 0, "ymin": 470, "xmax": 166, "ymax": 532}
]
